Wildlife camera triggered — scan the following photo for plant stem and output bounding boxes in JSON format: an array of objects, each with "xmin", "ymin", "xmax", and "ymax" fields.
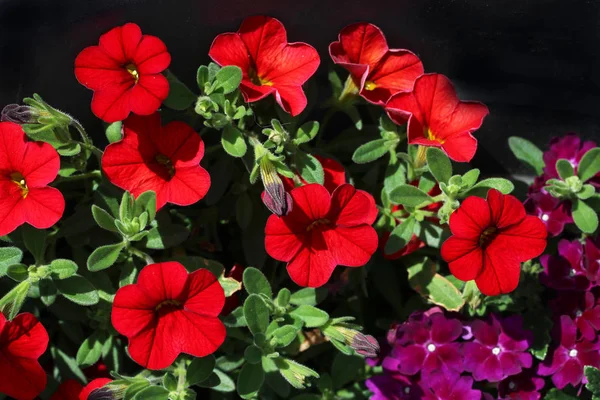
[
  {"xmin": 71, "ymin": 119, "xmax": 104, "ymax": 162},
  {"xmin": 54, "ymin": 170, "xmax": 101, "ymax": 184},
  {"xmin": 127, "ymin": 245, "xmax": 154, "ymax": 265}
]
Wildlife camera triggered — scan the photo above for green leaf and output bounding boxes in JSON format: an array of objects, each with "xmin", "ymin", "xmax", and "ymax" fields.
[
  {"xmin": 295, "ymin": 152, "xmax": 324, "ymax": 184},
  {"xmin": 244, "ymin": 294, "xmax": 270, "ymax": 335},
  {"xmin": 0, "ymin": 247, "xmax": 23, "ymax": 277},
  {"xmin": 50, "ymin": 259, "xmax": 78, "ymax": 279},
  {"xmin": 572, "ymin": 198, "xmax": 599, "ymax": 234},
  {"xmin": 76, "ymin": 331, "xmax": 106, "ymax": 367},
  {"xmin": 163, "ymin": 71, "xmax": 196, "ymax": 110},
  {"xmin": 186, "ymin": 355, "xmax": 216, "ymax": 386},
  {"xmin": 272, "ymin": 325, "xmax": 300, "ymax": 347},
  {"xmin": 197, "ymin": 65, "xmax": 209, "ymax": 89},
  {"xmin": 508, "ymin": 136, "xmax": 545, "ymax": 175},
  {"xmin": 585, "ymin": 366, "xmax": 600, "ymax": 395},
  {"xmin": 290, "ymin": 305, "xmax": 329, "ymax": 328},
  {"xmin": 384, "ymin": 217, "xmax": 416, "ymax": 255},
  {"xmin": 426, "ymin": 147, "xmax": 452, "ymax": 183},
  {"xmin": 87, "ymin": 242, "xmax": 125, "ymax": 271},
  {"xmin": 276, "ymin": 358, "xmax": 319, "ymax": 389},
  {"xmin": 212, "ymin": 369, "xmax": 236, "ymax": 392},
  {"xmin": 105, "ymin": 121, "xmax": 122, "ymax": 143},
  {"xmin": 578, "ymin": 147, "xmax": 600, "ymax": 182},
  {"xmin": 463, "ymin": 178, "xmax": 514, "ymax": 198},
  {"xmin": 460, "ymin": 169, "xmax": 480, "ymax": 189},
  {"xmin": 40, "ymin": 279, "xmax": 58, "ymax": 306},
  {"xmin": 132, "ymin": 386, "xmax": 169, "ymax": 400},
  {"xmin": 331, "ymin": 354, "xmax": 364, "ymax": 389},
  {"xmin": 144, "ymin": 222, "xmax": 189, "ymax": 250},
  {"xmin": 0, "ymin": 280, "xmax": 31, "ymax": 320},
  {"xmin": 352, "ymin": 139, "xmax": 394, "ymax": 164},
  {"xmin": 135, "ymin": 191, "xmax": 157, "ymax": 222},
  {"xmin": 389, "ymin": 184, "xmax": 431, "ymax": 207},
  {"xmin": 22, "ymin": 225, "xmax": 46, "ymax": 264},
  {"xmin": 237, "ymin": 362, "xmax": 265, "ymax": 399},
  {"xmin": 55, "ymin": 274, "xmax": 99, "ymax": 306},
  {"xmin": 7, "ymin": 263, "xmax": 28, "ymax": 282},
  {"xmin": 577, "ymin": 184, "xmax": 596, "ymax": 200},
  {"xmin": 91, "ymin": 205, "xmax": 118, "ymax": 232},
  {"xmin": 275, "ymin": 288, "xmax": 291, "ymax": 307},
  {"xmin": 215, "ymin": 66, "xmax": 243, "ymax": 94},
  {"xmin": 244, "ymin": 345, "xmax": 263, "ymax": 364},
  {"xmin": 426, "ymin": 274, "xmax": 465, "ymax": 311},
  {"xmin": 295, "ymin": 121, "xmax": 319, "ymax": 144},
  {"xmin": 289, "ymin": 288, "xmax": 327, "ymax": 306},
  {"xmin": 556, "ymin": 159, "xmax": 575, "ymax": 179},
  {"xmin": 543, "ymin": 389, "xmax": 579, "ymax": 399},
  {"xmin": 243, "ymin": 267, "xmax": 272, "ymax": 298},
  {"xmin": 222, "ymin": 124, "xmax": 247, "ymax": 157},
  {"xmin": 216, "ymin": 354, "xmax": 245, "ymax": 372}
]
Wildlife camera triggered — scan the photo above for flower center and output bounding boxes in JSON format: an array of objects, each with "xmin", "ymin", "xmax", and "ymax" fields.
[
  {"xmin": 569, "ymin": 349, "xmax": 578, "ymax": 357},
  {"xmin": 248, "ymin": 67, "xmax": 273, "ymax": 86},
  {"xmin": 424, "ymin": 127, "xmax": 445, "ymax": 144},
  {"xmin": 569, "ymin": 268, "xmax": 577, "ymax": 277},
  {"xmin": 10, "ymin": 172, "xmax": 28, "ymax": 198},
  {"xmin": 492, "ymin": 346, "xmax": 501, "ymax": 355},
  {"xmin": 306, "ymin": 218, "xmax": 331, "ymax": 232},
  {"xmin": 541, "ymin": 214, "xmax": 550, "ymax": 221},
  {"xmin": 508, "ymin": 381, "xmax": 516, "ymax": 390},
  {"xmin": 364, "ymin": 81, "xmax": 377, "ymax": 91},
  {"xmin": 155, "ymin": 153, "xmax": 175, "ymax": 179},
  {"xmin": 404, "ymin": 387, "xmax": 411, "ymax": 394},
  {"xmin": 479, "ymin": 226, "xmax": 498, "ymax": 247},
  {"xmin": 575, "ymin": 309, "xmax": 583, "ymax": 318},
  {"xmin": 155, "ymin": 299, "xmax": 182, "ymax": 312},
  {"xmin": 125, "ymin": 63, "xmax": 139, "ymax": 83},
  {"xmin": 427, "ymin": 343, "xmax": 436, "ymax": 352}
]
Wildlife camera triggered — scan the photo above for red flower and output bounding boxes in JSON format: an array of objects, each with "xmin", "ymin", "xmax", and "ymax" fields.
[
  {"xmin": 112, "ymin": 262, "xmax": 226, "ymax": 370},
  {"xmin": 265, "ymin": 183, "xmax": 378, "ymax": 287},
  {"xmin": 0, "ymin": 122, "xmax": 65, "ymax": 236},
  {"xmin": 80, "ymin": 378, "xmax": 112, "ymax": 400},
  {"xmin": 75, "ymin": 23, "xmax": 170, "ymax": 123},
  {"xmin": 0, "ymin": 312, "xmax": 49, "ymax": 400},
  {"xmin": 281, "ymin": 155, "xmax": 346, "ymax": 193},
  {"xmin": 441, "ymin": 189, "xmax": 547, "ymax": 296},
  {"xmin": 102, "ymin": 113, "xmax": 210, "ymax": 211},
  {"xmin": 50, "ymin": 379, "xmax": 82, "ymax": 400},
  {"xmin": 329, "ymin": 22, "xmax": 424, "ymax": 105},
  {"xmin": 386, "ymin": 74, "xmax": 489, "ymax": 162},
  {"xmin": 209, "ymin": 16, "xmax": 320, "ymax": 116}
]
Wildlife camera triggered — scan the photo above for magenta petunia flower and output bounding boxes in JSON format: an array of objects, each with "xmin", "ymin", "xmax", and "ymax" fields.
[
  {"xmin": 550, "ymin": 291, "xmax": 600, "ymax": 341},
  {"xmin": 463, "ymin": 314, "xmax": 533, "ymax": 382},
  {"xmin": 583, "ymin": 239, "xmax": 600, "ymax": 285},
  {"xmin": 498, "ymin": 369, "xmax": 545, "ymax": 400},
  {"xmin": 524, "ymin": 187, "xmax": 572, "ymax": 237},
  {"xmin": 382, "ymin": 312, "xmax": 463, "ymax": 377},
  {"xmin": 540, "ymin": 239, "xmax": 590, "ymax": 291},
  {"xmin": 365, "ymin": 373, "xmax": 424, "ymax": 400},
  {"xmin": 543, "ymin": 134, "xmax": 599, "ymax": 185},
  {"xmin": 538, "ymin": 315, "xmax": 600, "ymax": 389},
  {"xmin": 420, "ymin": 371, "xmax": 483, "ymax": 400}
]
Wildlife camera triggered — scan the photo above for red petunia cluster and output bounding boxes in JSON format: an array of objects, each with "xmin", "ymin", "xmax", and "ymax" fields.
[
  {"xmin": 75, "ymin": 23, "xmax": 170, "ymax": 122},
  {"xmin": 112, "ymin": 262, "xmax": 226, "ymax": 370},
  {"xmin": 441, "ymin": 189, "xmax": 547, "ymax": 295},
  {"xmin": 265, "ymin": 184, "xmax": 378, "ymax": 287}
]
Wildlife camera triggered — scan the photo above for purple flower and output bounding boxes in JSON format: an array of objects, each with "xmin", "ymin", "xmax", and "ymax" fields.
[
  {"xmin": 550, "ymin": 291, "xmax": 600, "ymax": 341},
  {"xmin": 524, "ymin": 189, "xmax": 572, "ymax": 237},
  {"xmin": 538, "ymin": 315, "xmax": 600, "ymax": 389},
  {"xmin": 420, "ymin": 371, "xmax": 483, "ymax": 400},
  {"xmin": 366, "ymin": 374, "xmax": 424, "ymax": 400},
  {"xmin": 543, "ymin": 134, "xmax": 597, "ymax": 181},
  {"xmin": 583, "ymin": 239, "xmax": 600, "ymax": 284},
  {"xmin": 383, "ymin": 312, "xmax": 463, "ymax": 377},
  {"xmin": 463, "ymin": 314, "xmax": 533, "ymax": 382},
  {"xmin": 498, "ymin": 369, "xmax": 545, "ymax": 400},
  {"xmin": 540, "ymin": 240, "xmax": 589, "ymax": 291}
]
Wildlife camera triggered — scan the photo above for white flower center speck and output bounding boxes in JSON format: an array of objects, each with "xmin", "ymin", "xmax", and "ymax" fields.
[
  {"xmin": 508, "ymin": 382, "xmax": 516, "ymax": 390},
  {"xmin": 427, "ymin": 343, "xmax": 436, "ymax": 352},
  {"xmin": 575, "ymin": 309, "xmax": 583, "ymax": 317},
  {"xmin": 492, "ymin": 347, "xmax": 501, "ymax": 355},
  {"xmin": 404, "ymin": 387, "xmax": 410, "ymax": 394},
  {"xmin": 569, "ymin": 349, "xmax": 578, "ymax": 357},
  {"xmin": 569, "ymin": 269, "xmax": 577, "ymax": 277},
  {"xmin": 541, "ymin": 214, "xmax": 550, "ymax": 221}
]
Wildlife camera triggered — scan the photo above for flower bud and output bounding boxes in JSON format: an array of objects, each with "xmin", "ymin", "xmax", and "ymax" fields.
[
  {"xmin": 334, "ymin": 326, "xmax": 380, "ymax": 358},
  {"xmin": 1, "ymin": 104, "xmax": 39, "ymax": 124},
  {"xmin": 260, "ymin": 157, "xmax": 292, "ymax": 216},
  {"xmin": 88, "ymin": 382, "xmax": 127, "ymax": 400}
]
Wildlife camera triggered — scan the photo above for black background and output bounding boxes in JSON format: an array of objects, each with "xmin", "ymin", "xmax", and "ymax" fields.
[{"xmin": 1, "ymin": 0, "xmax": 600, "ymax": 175}]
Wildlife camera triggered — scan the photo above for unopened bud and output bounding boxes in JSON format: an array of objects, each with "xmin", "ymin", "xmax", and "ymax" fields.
[
  {"xmin": 335, "ymin": 327, "xmax": 380, "ymax": 358},
  {"xmin": 1, "ymin": 104, "xmax": 39, "ymax": 124},
  {"xmin": 260, "ymin": 158, "xmax": 292, "ymax": 216},
  {"xmin": 88, "ymin": 382, "xmax": 127, "ymax": 400}
]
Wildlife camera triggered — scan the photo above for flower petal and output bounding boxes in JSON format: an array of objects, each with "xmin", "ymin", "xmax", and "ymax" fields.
[
  {"xmin": 265, "ymin": 216, "xmax": 306, "ymax": 262},
  {"xmin": 79, "ymin": 378, "xmax": 112, "ymax": 400},
  {"xmin": 487, "ymin": 189, "xmax": 526, "ymax": 229},
  {"xmin": 448, "ymin": 196, "xmax": 490, "ymax": 238},
  {"xmin": 129, "ymin": 74, "xmax": 169, "ymax": 116},
  {"xmin": 209, "ymin": 33, "xmax": 252, "ymax": 73},
  {"xmin": 0, "ymin": 122, "xmax": 27, "ymax": 172},
  {"xmin": 134, "ymin": 35, "xmax": 171, "ymax": 74},
  {"xmin": 290, "ymin": 184, "xmax": 331, "ymax": 222},
  {"xmin": 440, "ymin": 131, "xmax": 478, "ymax": 163},
  {"xmin": 0, "ymin": 181, "xmax": 26, "ymax": 236},
  {"xmin": 91, "ymin": 81, "xmax": 134, "ymax": 123},
  {"xmin": 328, "ymin": 184, "xmax": 377, "ymax": 226},
  {"xmin": 182, "ymin": 269, "xmax": 225, "ymax": 317},
  {"xmin": 137, "ymin": 262, "xmax": 189, "ymax": 304},
  {"xmin": 238, "ymin": 16, "xmax": 287, "ymax": 67},
  {"xmin": 22, "ymin": 187, "xmax": 65, "ymax": 229},
  {"xmin": 74, "ymin": 46, "xmax": 128, "ymax": 91},
  {"xmin": 98, "ymin": 23, "xmax": 142, "ymax": 64},
  {"xmin": 20, "ymin": 141, "xmax": 61, "ymax": 187},
  {"xmin": 261, "ymin": 43, "xmax": 320, "ymax": 87},
  {"xmin": 441, "ymin": 237, "xmax": 483, "ymax": 281},
  {"xmin": 155, "ymin": 122, "xmax": 204, "ymax": 166},
  {"xmin": 495, "ymin": 216, "xmax": 547, "ymax": 262},
  {"xmin": 286, "ymin": 233, "xmax": 337, "ymax": 287},
  {"xmin": 329, "ymin": 22, "xmax": 388, "ymax": 67},
  {"xmin": 323, "ymin": 225, "xmax": 378, "ymax": 267},
  {"xmin": 273, "ymin": 85, "xmax": 308, "ymax": 117},
  {"xmin": 475, "ymin": 247, "xmax": 521, "ymax": 296},
  {"xmin": 166, "ymin": 165, "xmax": 210, "ymax": 206},
  {"xmin": 0, "ymin": 357, "xmax": 47, "ymax": 400}
]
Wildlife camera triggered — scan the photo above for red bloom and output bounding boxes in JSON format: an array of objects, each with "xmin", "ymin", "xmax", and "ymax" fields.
[
  {"xmin": 209, "ymin": 16, "xmax": 320, "ymax": 116},
  {"xmin": 102, "ymin": 113, "xmax": 210, "ymax": 211},
  {"xmin": 0, "ymin": 312, "xmax": 49, "ymax": 400},
  {"xmin": 265, "ymin": 183, "xmax": 378, "ymax": 287},
  {"xmin": 282, "ymin": 155, "xmax": 346, "ymax": 193},
  {"xmin": 74, "ymin": 23, "xmax": 170, "ymax": 123},
  {"xmin": 50, "ymin": 379, "xmax": 82, "ymax": 400},
  {"xmin": 0, "ymin": 122, "xmax": 65, "ymax": 236},
  {"xmin": 441, "ymin": 189, "xmax": 547, "ymax": 296},
  {"xmin": 329, "ymin": 22, "xmax": 424, "ymax": 105},
  {"xmin": 112, "ymin": 262, "xmax": 226, "ymax": 370},
  {"xmin": 80, "ymin": 378, "xmax": 112, "ymax": 400},
  {"xmin": 386, "ymin": 74, "xmax": 489, "ymax": 162}
]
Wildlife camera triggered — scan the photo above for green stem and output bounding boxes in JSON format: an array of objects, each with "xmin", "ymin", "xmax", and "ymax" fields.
[
  {"xmin": 54, "ymin": 170, "xmax": 101, "ymax": 185},
  {"xmin": 127, "ymin": 245, "xmax": 154, "ymax": 265},
  {"xmin": 174, "ymin": 358, "xmax": 188, "ymax": 394},
  {"xmin": 71, "ymin": 119, "xmax": 103, "ymax": 162}
]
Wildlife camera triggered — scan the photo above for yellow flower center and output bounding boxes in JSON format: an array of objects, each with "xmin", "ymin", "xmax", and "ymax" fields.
[
  {"xmin": 425, "ymin": 127, "xmax": 444, "ymax": 144},
  {"xmin": 479, "ymin": 226, "xmax": 498, "ymax": 247},
  {"xmin": 155, "ymin": 154, "xmax": 175, "ymax": 179},
  {"xmin": 10, "ymin": 172, "xmax": 28, "ymax": 199},
  {"xmin": 306, "ymin": 218, "xmax": 331, "ymax": 232},
  {"xmin": 248, "ymin": 67, "xmax": 273, "ymax": 86},
  {"xmin": 364, "ymin": 81, "xmax": 377, "ymax": 91},
  {"xmin": 125, "ymin": 63, "xmax": 139, "ymax": 83}
]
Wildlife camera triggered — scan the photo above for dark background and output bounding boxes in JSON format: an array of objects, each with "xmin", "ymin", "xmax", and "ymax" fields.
[{"xmin": 1, "ymin": 0, "xmax": 600, "ymax": 175}]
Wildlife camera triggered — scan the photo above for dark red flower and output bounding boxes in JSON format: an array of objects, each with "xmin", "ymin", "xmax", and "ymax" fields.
[
  {"xmin": 0, "ymin": 313, "xmax": 49, "ymax": 400},
  {"xmin": 74, "ymin": 23, "xmax": 170, "ymax": 123},
  {"xmin": 329, "ymin": 22, "xmax": 424, "ymax": 105},
  {"xmin": 50, "ymin": 379, "xmax": 82, "ymax": 400},
  {"xmin": 0, "ymin": 122, "xmax": 65, "ymax": 236},
  {"xmin": 441, "ymin": 189, "xmax": 547, "ymax": 296},
  {"xmin": 265, "ymin": 183, "xmax": 378, "ymax": 287},
  {"xmin": 550, "ymin": 291, "xmax": 600, "ymax": 341},
  {"xmin": 281, "ymin": 155, "xmax": 346, "ymax": 193},
  {"xmin": 386, "ymin": 74, "xmax": 489, "ymax": 163},
  {"xmin": 80, "ymin": 378, "xmax": 112, "ymax": 400},
  {"xmin": 209, "ymin": 16, "xmax": 320, "ymax": 116},
  {"xmin": 102, "ymin": 113, "xmax": 210, "ymax": 211},
  {"xmin": 112, "ymin": 262, "xmax": 226, "ymax": 370}
]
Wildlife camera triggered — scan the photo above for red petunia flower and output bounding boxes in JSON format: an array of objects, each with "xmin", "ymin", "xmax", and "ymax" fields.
[
  {"xmin": 281, "ymin": 155, "xmax": 346, "ymax": 193},
  {"xmin": 386, "ymin": 73, "xmax": 489, "ymax": 163},
  {"xmin": 112, "ymin": 262, "xmax": 226, "ymax": 370},
  {"xmin": 102, "ymin": 113, "xmax": 210, "ymax": 211},
  {"xmin": 265, "ymin": 183, "xmax": 378, "ymax": 287},
  {"xmin": 0, "ymin": 122, "xmax": 65, "ymax": 236},
  {"xmin": 80, "ymin": 378, "xmax": 112, "ymax": 400},
  {"xmin": 75, "ymin": 22, "xmax": 170, "ymax": 123},
  {"xmin": 329, "ymin": 22, "xmax": 424, "ymax": 105},
  {"xmin": 0, "ymin": 312, "xmax": 49, "ymax": 400},
  {"xmin": 441, "ymin": 189, "xmax": 547, "ymax": 296},
  {"xmin": 209, "ymin": 16, "xmax": 320, "ymax": 116}
]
